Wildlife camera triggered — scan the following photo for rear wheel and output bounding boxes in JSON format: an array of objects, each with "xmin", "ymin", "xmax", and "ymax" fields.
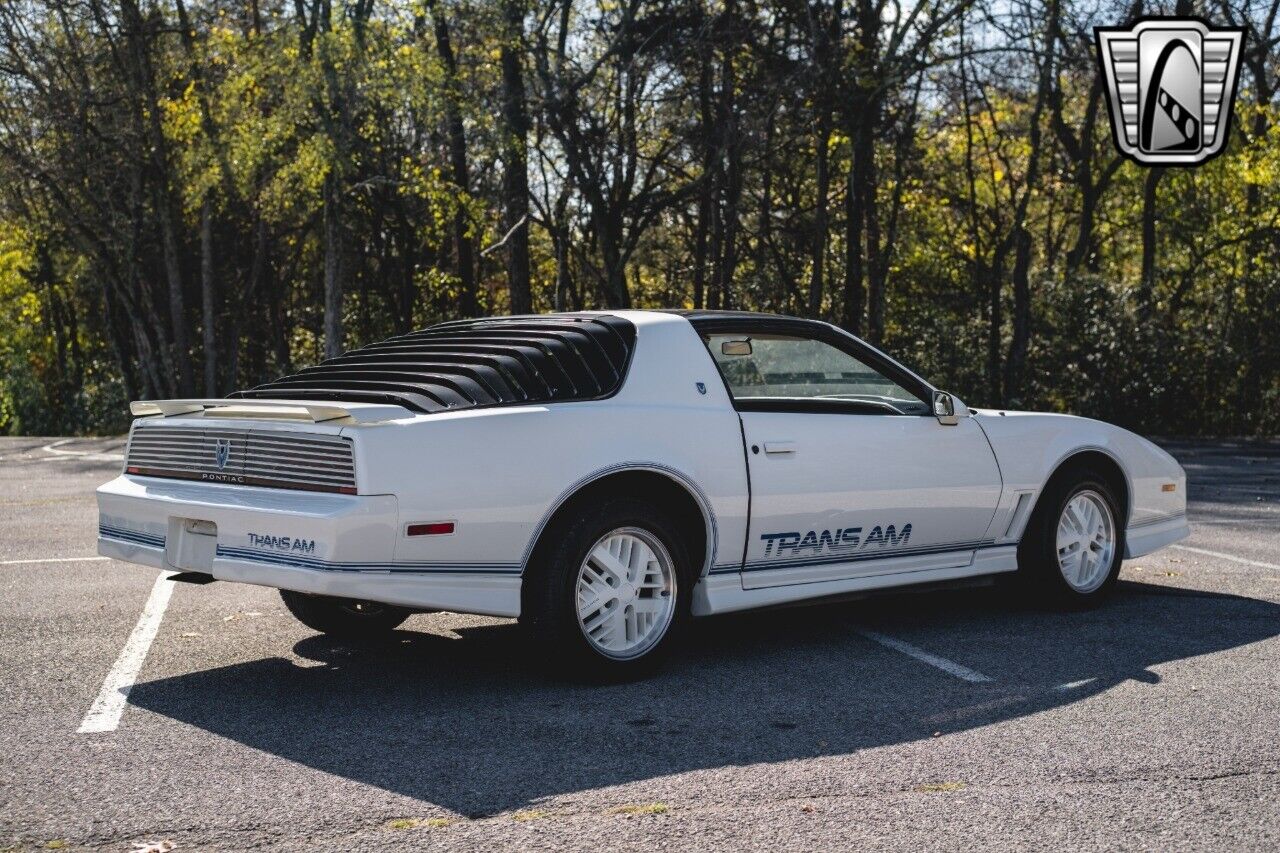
[
  {"xmin": 521, "ymin": 497, "xmax": 692, "ymax": 681},
  {"xmin": 279, "ymin": 589, "xmax": 411, "ymax": 639},
  {"xmin": 1016, "ymin": 471, "xmax": 1125, "ymax": 607}
]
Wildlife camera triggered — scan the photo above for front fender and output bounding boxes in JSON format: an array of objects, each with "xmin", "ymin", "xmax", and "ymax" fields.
[{"xmin": 972, "ymin": 410, "xmax": 1186, "ymax": 551}]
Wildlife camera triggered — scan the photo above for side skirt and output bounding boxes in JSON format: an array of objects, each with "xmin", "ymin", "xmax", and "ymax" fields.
[{"xmin": 692, "ymin": 545, "xmax": 1018, "ymax": 616}]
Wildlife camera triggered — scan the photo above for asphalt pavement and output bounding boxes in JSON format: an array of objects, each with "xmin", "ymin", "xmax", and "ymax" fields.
[{"xmin": 0, "ymin": 436, "xmax": 1277, "ymax": 851}]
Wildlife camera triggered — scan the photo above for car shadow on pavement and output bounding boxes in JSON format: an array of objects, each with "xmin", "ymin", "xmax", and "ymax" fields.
[{"xmin": 128, "ymin": 580, "xmax": 1280, "ymax": 817}]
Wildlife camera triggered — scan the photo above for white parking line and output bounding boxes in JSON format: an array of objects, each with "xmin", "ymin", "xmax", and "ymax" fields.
[
  {"xmin": 1052, "ymin": 677, "xmax": 1098, "ymax": 692},
  {"xmin": 41, "ymin": 438, "xmax": 125, "ymax": 462},
  {"xmin": 0, "ymin": 556, "xmax": 109, "ymax": 566},
  {"xmin": 856, "ymin": 629, "xmax": 993, "ymax": 683},
  {"xmin": 1171, "ymin": 544, "xmax": 1280, "ymax": 572},
  {"xmin": 78, "ymin": 571, "xmax": 176, "ymax": 734}
]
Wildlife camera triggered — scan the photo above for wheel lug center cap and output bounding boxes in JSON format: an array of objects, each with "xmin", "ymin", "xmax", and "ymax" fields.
[{"xmin": 619, "ymin": 582, "xmax": 637, "ymax": 601}]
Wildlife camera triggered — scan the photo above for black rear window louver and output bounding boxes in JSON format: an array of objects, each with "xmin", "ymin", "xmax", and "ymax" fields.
[{"xmin": 231, "ymin": 314, "xmax": 637, "ymax": 414}]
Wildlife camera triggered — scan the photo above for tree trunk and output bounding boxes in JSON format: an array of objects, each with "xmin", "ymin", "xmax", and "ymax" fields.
[
  {"xmin": 714, "ymin": 40, "xmax": 741, "ymax": 311},
  {"xmin": 604, "ymin": 254, "xmax": 631, "ymax": 308},
  {"xmin": 120, "ymin": 0, "xmax": 194, "ymax": 396},
  {"xmin": 1061, "ymin": 82, "xmax": 1108, "ymax": 276},
  {"xmin": 1138, "ymin": 166, "xmax": 1162, "ymax": 320},
  {"xmin": 692, "ymin": 52, "xmax": 714, "ymax": 310},
  {"xmin": 841, "ymin": 0, "xmax": 880, "ymax": 337},
  {"xmin": 808, "ymin": 108, "xmax": 831, "ymax": 318},
  {"xmin": 988, "ymin": 249, "xmax": 1006, "ymax": 404},
  {"xmin": 1004, "ymin": 0, "xmax": 1059, "ymax": 404},
  {"xmin": 323, "ymin": 171, "xmax": 344, "ymax": 360},
  {"xmin": 863, "ymin": 127, "xmax": 884, "ymax": 344},
  {"xmin": 429, "ymin": 1, "xmax": 477, "ymax": 316},
  {"xmin": 841, "ymin": 108, "xmax": 872, "ymax": 336},
  {"xmin": 1235, "ymin": 37, "xmax": 1275, "ymax": 427},
  {"xmin": 201, "ymin": 198, "xmax": 217, "ymax": 395},
  {"xmin": 552, "ymin": 190, "xmax": 572, "ymax": 311},
  {"xmin": 500, "ymin": 0, "xmax": 532, "ymax": 314},
  {"xmin": 1137, "ymin": 0, "xmax": 1193, "ymax": 321}
]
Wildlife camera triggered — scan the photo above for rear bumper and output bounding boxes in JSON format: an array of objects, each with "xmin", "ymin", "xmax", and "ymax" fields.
[
  {"xmin": 96, "ymin": 475, "xmax": 521, "ymax": 617},
  {"xmin": 1124, "ymin": 513, "xmax": 1190, "ymax": 559}
]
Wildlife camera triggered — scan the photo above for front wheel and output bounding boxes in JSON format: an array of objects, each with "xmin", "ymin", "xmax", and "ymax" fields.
[
  {"xmin": 521, "ymin": 497, "xmax": 693, "ymax": 681},
  {"xmin": 279, "ymin": 589, "xmax": 412, "ymax": 639},
  {"xmin": 1016, "ymin": 471, "xmax": 1125, "ymax": 607}
]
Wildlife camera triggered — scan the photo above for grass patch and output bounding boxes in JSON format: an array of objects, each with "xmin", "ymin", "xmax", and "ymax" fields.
[
  {"xmin": 913, "ymin": 781, "xmax": 966, "ymax": 793},
  {"xmin": 512, "ymin": 809, "xmax": 551, "ymax": 822},
  {"xmin": 44, "ymin": 842, "xmax": 68, "ymax": 851},
  {"xmin": 386, "ymin": 816, "xmax": 453, "ymax": 831},
  {"xmin": 610, "ymin": 802, "xmax": 669, "ymax": 816}
]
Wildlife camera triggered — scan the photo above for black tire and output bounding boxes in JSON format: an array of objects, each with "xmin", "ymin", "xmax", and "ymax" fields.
[
  {"xmin": 279, "ymin": 589, "xmax": 412, "ymax": 639},
  {"xmin": 1015, "ymin": 469, "xmax": 1126, "ymax": 608},
  {"xmin": 520, "ymin": 496, "xmax": 695, "ymax": 682}
]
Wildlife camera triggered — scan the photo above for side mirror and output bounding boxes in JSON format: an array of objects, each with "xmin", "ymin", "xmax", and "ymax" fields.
[{"xmin": 933, "ymin": 391, "xmax": 960, "ymax": 426}]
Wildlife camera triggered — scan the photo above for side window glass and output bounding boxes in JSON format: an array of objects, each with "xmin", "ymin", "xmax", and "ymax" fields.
[{"xmin": 705, "ymin": 333, "xmax": 928, "ymax": 414}]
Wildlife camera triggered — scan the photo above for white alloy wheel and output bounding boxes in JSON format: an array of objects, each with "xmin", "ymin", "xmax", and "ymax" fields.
[
  {"xmin": 575, "ymin": 527, "xmax": 677, "ymax": 660},
  {"xmin": 1056, "ymin": 490, "xmax": 1117, "ymax": 593}
]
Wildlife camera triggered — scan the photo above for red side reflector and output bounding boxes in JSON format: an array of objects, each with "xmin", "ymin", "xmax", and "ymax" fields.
[
  {"xmin": 126, "ymin": 466, "xmax": 140, "ymax": 474},
  {"xmin": 407, "ymin": 521, "xmax": 455, "ymax": 536},
  {"xmin": 338, "ymin": 486, "xmax": 358, "ymax": 495}
]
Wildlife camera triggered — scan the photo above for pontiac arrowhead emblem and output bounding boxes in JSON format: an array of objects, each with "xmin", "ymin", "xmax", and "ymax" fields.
[
  {"xmin": 214, "ymin": 438, "xmax": 231, "ymax": 470},
  {"xmin": 1095, "ymin": 17, "xmax": 1244, "ymax": 166}
]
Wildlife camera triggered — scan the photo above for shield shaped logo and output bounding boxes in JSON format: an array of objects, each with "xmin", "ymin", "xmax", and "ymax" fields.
[
  {"xmin": 1095, "ymin": 18, "xmax": 1244, "ymax": 166},
  {"xmin": 214, "ymin": 438, "xmax": 231, "ymax": 470}
]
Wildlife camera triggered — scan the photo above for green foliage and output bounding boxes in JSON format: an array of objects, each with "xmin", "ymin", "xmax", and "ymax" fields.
[{"xmin": 0, "ymin": 0, "xmax": 1276, "ymax": 435}]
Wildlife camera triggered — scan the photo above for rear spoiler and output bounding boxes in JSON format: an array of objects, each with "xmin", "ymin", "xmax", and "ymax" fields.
[{"xmin": 129, "ymin": 399, "xmax": 412, "ymax": 424}]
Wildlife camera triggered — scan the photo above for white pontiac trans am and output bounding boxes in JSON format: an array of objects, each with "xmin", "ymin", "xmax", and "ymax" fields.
[{"xmin": 98, "ymin": 311, "xmax": 1189, "ymax": 677}]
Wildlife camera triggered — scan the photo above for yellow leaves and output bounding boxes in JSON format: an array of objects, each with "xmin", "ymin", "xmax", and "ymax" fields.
[
  {"xmin": 1240, "ymin": 158, "xmax": 1275, "ymax": 187},
  {"xmin": 159, "ymin": 81, "xmax": 202, "ymax": 145}
]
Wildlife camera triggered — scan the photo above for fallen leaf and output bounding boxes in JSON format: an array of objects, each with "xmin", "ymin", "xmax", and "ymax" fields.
[
  {"xmin": 131, "ymin": 842, "xmax": 176, "ymax": 853},
  {"xmin": 914, "ymin": 781, "xmax": 966, "ymax": 793}
]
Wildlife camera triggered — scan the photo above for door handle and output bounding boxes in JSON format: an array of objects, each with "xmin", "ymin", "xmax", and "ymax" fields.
[{"xmin": 763, "ymin": 441, "xmax": 797, "ymax": 454}]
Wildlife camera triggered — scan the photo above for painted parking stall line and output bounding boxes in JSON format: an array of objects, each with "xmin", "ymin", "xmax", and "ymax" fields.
[
  {"xmin": 41, "ymin": 438, "xmax": 125, "ymax": 462},
  {"xmin": 78, "ymin": 570, "xmax": 176, "ymax": 734},
  {"xmin": 1171, "ymin": 544, "xmax": 1280, "ymax": 572},
  {"xmin": 856, "ymin": 628, "xmax": 994, "ymax": 683}
]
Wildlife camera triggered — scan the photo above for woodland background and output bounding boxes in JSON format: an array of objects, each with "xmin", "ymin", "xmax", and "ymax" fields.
[{"xmin": 0, "ymin": 0, "xmax": 1276, "ymax": 436}]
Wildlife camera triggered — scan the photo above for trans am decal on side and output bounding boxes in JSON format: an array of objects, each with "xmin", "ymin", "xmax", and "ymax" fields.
[{"xmin": 760, "ymin": 524, "xmax": 912, "ymax": 559}]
